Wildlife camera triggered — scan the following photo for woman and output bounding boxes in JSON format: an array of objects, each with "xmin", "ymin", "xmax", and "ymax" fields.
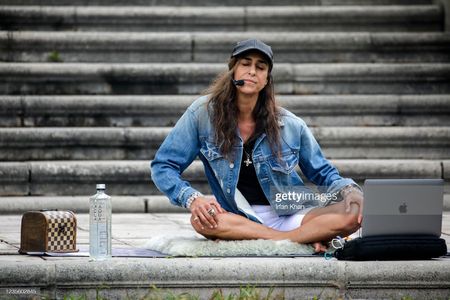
[{"xmin": 151, "ymin": 39, "xmax": 363, "ymax": 252}]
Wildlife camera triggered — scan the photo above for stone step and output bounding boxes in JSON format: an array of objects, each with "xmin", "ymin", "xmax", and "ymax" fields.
[
  {"xmin": 0, "ymin": 194, "xmax": 449, "ymax": 214},
  {"xmin": 2, "ymin": 63, "xmax": 450, "ymax": 95},
  {"xmin": 0, "ymin": 5, "xmax": 442, "ymax": 32},
  {"xmin": 315, "ymin": 127, "xmax": 450, "ymax": 159},
  {"xmin": 0, "ymin": 0, "xmax": 433, "ymax": 6},
  {"xmin": 2, "ymin": 31, "xmax": 450, "ymax": 63},
  {"xmin": 0, "ymin": 195, "xmax": 186, "ymax": 214},
  {"xmin": 0, "ymin": 159, "xmax": 447, "ymax": 196},
  {"xmin": 0, "ymin": 127, "xmax": 448, "ymax": 160},
  {"xmin": 2, "ymin": 95, "xmax": 449, "ymax": 127},
  {"xmin": 0, "ymin": 213, "xmax": 450, "ymax": 300}
]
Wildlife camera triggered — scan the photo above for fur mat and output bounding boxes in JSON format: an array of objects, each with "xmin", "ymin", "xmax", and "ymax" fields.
[{"xmin": 144, "ymin": 234, "xmax": 314, "ymax": 256}]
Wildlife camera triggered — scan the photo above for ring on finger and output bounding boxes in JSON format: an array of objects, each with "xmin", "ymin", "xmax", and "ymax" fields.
[{"xmin": 207, "ymin": 207, "xmax": 216, "ymax": 217}]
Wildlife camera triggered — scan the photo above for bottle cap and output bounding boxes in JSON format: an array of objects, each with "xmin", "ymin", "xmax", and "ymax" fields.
[{"xmin": 96, "ymin": 184, "xmax": 106, "ymax": 190}]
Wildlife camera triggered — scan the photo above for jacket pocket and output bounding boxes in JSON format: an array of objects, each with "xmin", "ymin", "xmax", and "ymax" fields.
[
  {"xmin": 199, "ymin": 140, "xmax": 229, "ymax": 178},
  {"xmin": 267, "ymin": 149, "xmax": 298, "ymax": 174},
  {"xmin": 200, "ymin": 140, "xmax": 223, "ymax": 161}
]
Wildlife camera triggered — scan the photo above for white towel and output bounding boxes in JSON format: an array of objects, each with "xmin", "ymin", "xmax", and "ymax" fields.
[{"xmin": 144, "ymin": 234, "xmax": 314, "ymax": 256}]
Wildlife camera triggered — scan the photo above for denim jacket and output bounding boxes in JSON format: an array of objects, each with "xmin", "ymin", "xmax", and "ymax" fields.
[{"xmin": 151, "ymin": 95, "xmax": 357, "ymax": 223}]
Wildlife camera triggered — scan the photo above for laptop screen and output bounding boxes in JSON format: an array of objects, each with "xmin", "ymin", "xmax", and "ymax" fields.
[{"xmin": 361, "ymin": 179, "xmax": 444, "ymax": 237}]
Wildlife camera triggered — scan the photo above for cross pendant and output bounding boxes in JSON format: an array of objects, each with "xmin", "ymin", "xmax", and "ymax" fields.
[{"xmin": 244, "ymin": 157, "xmax": 252, "ymax": 167}]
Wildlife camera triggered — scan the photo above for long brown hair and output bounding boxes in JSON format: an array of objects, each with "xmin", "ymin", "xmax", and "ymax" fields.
[{"xmin": 203, "ymin": 56, "xmax": 281, "ymax": 160}]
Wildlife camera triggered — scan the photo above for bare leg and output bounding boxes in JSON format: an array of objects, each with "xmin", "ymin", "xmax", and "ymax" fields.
[
  {"xmin": 191, "ymin": 200, "xmax": 360, "ymax": 244},
  {"xmin": 191, "ymin": 212, "xmax": 284, "ymax": 241},
  {"xmin": 283, "ymin": 201, "xmax": 360, "ymax": 243}
]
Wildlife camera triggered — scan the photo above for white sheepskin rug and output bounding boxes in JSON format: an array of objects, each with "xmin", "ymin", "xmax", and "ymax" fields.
[{"xmin": 144, "ymin": 234, "xmax": 314, "ymax": 256}]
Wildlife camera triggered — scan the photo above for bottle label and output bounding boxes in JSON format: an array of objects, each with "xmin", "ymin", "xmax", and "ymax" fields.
[
  {"xmin": 91, "ymin": 200, "xmax": 107, "ymax": 223},
  {"xmin": 97, "ymin": 224, "xmax": 108, "ymax": 256},
  {"xmin": 90, "ymin": 198, "xmax": 110, "ymax": 257}
]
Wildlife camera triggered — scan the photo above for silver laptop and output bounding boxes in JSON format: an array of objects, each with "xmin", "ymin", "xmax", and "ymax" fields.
[{"xmin": 361, "ymin": 179, "xmax": 444, "ymax": 237}]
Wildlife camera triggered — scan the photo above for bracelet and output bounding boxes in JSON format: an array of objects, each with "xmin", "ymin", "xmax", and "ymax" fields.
[
  {"xmin": 186, "ymin": 192, "xmax": 201, "ymax": 209},
  {"xmin": 340, "ymin": 184, "xmax": 363, "ymax": 199}
]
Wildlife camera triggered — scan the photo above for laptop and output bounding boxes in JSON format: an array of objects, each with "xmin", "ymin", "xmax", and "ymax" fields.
[{"xmin": 361, "ymin": 179, "xmax": 444, "ymax": 237}]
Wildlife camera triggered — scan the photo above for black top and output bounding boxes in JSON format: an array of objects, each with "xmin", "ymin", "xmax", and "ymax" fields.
[{"xmin": 237, "ymin": 136, "xmax": 270, "ymax": 206}]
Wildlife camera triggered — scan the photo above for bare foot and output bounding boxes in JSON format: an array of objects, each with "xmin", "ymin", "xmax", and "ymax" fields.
[{"xmin": 313, "ymin": 242, "xmax": 328, "ymax": 253}]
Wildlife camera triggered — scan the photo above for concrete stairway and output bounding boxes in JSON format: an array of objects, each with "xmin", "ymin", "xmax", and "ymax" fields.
[
  {"xmin": 1, "ymin": 2, "xmax": 450, "ymax": 299},
  {"xmin": 0, "ymin": 0, "xmax": 449, "ymax": 214}
]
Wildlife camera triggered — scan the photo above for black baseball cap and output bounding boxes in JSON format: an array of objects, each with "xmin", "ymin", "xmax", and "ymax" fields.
[{"xmin": 231, "ymin": 39, "xmax": 274, "ymax": 71}]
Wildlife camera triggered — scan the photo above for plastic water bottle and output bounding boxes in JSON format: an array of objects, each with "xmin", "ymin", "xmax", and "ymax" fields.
[{"xmin": 89, "ymin": 183, "xmax": 112, "ymax": 260}]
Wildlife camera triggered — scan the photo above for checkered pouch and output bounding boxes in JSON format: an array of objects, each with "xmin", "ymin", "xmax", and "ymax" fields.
[{"xmin": 19, "ymin": 210, "xmax": 78, "ymax": 254}]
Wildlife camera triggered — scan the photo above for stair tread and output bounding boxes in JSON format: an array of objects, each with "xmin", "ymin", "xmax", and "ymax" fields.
[
  {"xmin": 1, "ymin": 159, "xmax": 447, "ymax": 185},
  {"xmin": 1, "ymin": 5, "xmax": 439, "ymax": 12},
  {"xmin": 4, "ymin": 31, "xmax": 448, "ymax": 46},
  {"xmin": 0, "ymin": 127, "xmax": 447, "ymax": 160},
  {"xmin": 2, "ymin": 62, "xmax": 449, "ymax": 77},
  {"xmin": 3, "ymin": 31, "xmax": 449, "ymax": 63},
  {"xmin": 1, "ymin": 95, "xmax": 449, "ymax": 127},
  {"xmin": 2, "ymin": 63, "xmax": 449, "ymax": 95},
  {"xmin": 3, "ymin": 61, "xmax": 448, "ymax": 68},
  {"xmin": 1, "ymin": 5, "xmax": 441, "ymax": 32},
  {"xmin": 0, "ymin": 0, "xmax": 435, "ymax": 6},
  {"xmin": 0, "ymin": 194, "xmax": 448, "ymax": 213}
]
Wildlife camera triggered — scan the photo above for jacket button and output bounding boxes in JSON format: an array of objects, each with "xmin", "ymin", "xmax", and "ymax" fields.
[
  {"xmin": 229, "ymin": 163, "xmax": 234, "ymax": 169},
  {"xmin": 226, "ymin": 188, "xmax": 231, "ymax": 193}
]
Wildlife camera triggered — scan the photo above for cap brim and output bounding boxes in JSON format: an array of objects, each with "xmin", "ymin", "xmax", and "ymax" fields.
[{"xmin": 232, "ymin": 48, "xmax": 273, "ymax": 69}]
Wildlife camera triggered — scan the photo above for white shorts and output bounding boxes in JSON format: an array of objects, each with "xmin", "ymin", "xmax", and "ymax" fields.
[{"xmin": 251, "ymin": 205, "xmax": 316, "ymax": 231}]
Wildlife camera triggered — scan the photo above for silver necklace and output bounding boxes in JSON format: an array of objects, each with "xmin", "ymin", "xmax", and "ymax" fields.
[{"xmin": 243, "ymin": 148, "xmax": 252, "ymax": 167}]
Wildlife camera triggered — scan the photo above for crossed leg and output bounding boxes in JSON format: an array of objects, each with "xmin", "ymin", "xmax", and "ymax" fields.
[{"xmin": 191, "ymin": 200, "xmax": 361, "ymax": 245}]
